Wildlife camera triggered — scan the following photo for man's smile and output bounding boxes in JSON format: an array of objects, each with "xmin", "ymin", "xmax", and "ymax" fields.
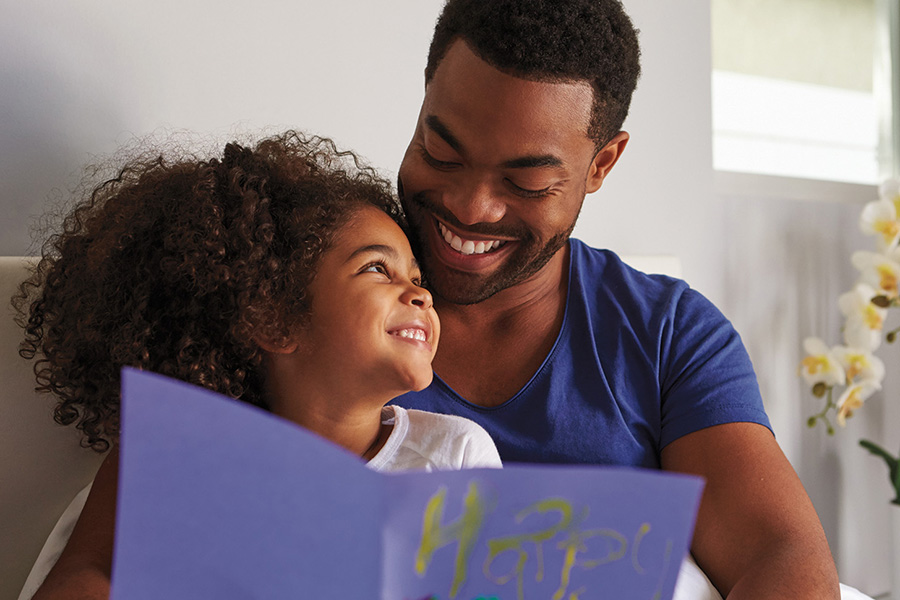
[
  {"xmin": 426, "ymin": 216, "xmax": 519, "ymax": 273},
  {"xmin": 436, "ymin": 221, "xmax": 508, "ymax": 255}
]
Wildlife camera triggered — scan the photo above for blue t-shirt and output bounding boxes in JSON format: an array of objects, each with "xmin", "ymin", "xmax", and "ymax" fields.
[{"xmin": 392, "ymin": 239, "xmax": 770, "ymax": 468}]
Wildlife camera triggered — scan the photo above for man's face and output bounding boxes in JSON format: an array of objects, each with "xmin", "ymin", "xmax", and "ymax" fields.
[{"xmin": 398, "ymin": 40, "xmax": 607, "ymax": 305}]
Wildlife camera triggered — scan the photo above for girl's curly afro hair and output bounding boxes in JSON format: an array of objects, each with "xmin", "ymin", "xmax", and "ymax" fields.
[{"xmin": 13, "ymin": 131, "xmax": 403, "ymax": 452}]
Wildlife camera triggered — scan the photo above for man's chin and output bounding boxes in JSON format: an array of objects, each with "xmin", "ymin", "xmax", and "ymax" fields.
[
  {"xmin": 424, "ymin": 260, "xmax": 521, "ymax": 306},
  {"xmin": 431, "ymin": 278, "xmax": 501, "ymax": 306}
]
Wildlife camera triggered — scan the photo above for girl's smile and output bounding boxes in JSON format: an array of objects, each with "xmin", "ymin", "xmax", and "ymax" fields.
[{"xmin": 288, "ymin": 206, "xmax": 440, "ymax": 404}]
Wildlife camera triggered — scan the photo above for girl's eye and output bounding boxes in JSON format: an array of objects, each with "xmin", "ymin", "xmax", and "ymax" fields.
[
  {"xmin": 420, "ymin": 147, "xmax": 460, "ymax": 171},
  {"xmin": 362, "ymin": 262, "xmax": 389, "ymax": 276}
]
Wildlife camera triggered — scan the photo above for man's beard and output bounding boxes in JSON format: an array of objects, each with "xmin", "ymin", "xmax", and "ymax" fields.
[{"xmin": 403, "ymin": 191, "xmax": 574, "ymax": 305}]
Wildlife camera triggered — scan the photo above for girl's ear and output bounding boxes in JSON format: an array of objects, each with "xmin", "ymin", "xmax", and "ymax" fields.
[{"xmin": 253, "ymin": 334, "xmax": 299, "ymax": 355}]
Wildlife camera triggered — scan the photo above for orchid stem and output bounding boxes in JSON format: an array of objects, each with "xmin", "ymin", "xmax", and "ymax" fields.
[{"xmin": 808, "ymin": 387, "xmax": 836, "ymax": 435}]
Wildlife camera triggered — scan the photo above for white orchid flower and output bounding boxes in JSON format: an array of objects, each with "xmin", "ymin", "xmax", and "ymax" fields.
[
  {"xmin": 799, "ymin": 337, "xmax": 846, "ymax": 388},
  {"xmin": 859, "ymin": 199, "xmax": 900, "ymax": 249},
  {"xmin": 851, "ymin": 250, "xmax": 900, "ymax": 301},
  {"xmin": 835, "ymin": 381, "xmax": 881, "ymax": 427},
  {"xmin": 839, "ymin": 284, "xmax": 887, "ymax": 350},
  {"xmin": 831, "ymin": 345, "xmax": 886, "ymax": 386},
  {"xmin": 878, "ymin": 177, "xmax": 900, "ymax": 203}
]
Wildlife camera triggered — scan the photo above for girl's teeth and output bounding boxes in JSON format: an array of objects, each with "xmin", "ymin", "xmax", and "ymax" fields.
[{"xmin": 396, "ymin": 329, "xmax": 426, "ymax": 341}]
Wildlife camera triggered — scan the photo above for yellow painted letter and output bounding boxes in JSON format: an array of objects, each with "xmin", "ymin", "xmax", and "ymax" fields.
[{"xmin": 415, "ymin": 482, "xmax": 486, "ymax": 599}]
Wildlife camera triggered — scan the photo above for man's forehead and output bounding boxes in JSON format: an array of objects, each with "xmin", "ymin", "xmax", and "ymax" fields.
[
  {"xmin": 420, "ymin": 42, "xmax": 596, "ymax": 165},
  {"xmin": 422, "ymin": 41, "xmax": 595, "ymax": 143},
  {"xmin": 425, "ymin": 41, "xmax": 593, "ymax": 108}
]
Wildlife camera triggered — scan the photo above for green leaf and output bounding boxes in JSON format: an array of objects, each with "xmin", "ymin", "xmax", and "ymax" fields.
[{"xmin": 859, "ymin": 439, "xmax": 900, "ymax": 503}]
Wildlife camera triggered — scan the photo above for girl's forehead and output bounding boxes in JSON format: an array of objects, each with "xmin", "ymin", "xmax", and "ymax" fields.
[
  {"xmin": 330, "ymin": 206, "xmax": 414, "ymax": 262},
  {"xmin": 341, "ymin": 205, "xmax": 404, "ymax": 238}
]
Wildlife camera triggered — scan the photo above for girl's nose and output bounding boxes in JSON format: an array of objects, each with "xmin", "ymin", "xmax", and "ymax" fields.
[{"xmin": 403, "ymin": 284, "xmax": 433, "ymax": 309}]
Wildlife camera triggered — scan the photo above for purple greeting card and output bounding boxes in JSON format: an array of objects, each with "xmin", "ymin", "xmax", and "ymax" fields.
[{"xmin": 112, "ymin": 369, "xmax": 703, "ymax": 600}]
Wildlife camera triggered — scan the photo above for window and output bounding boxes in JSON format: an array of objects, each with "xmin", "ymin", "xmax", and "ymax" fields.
[{"xmin": 711, "ymin": 0, "xmax": 880, "ymax": 185}]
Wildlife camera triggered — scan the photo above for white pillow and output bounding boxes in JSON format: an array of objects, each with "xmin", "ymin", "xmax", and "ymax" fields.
[
  {"xmin": 671, "ymin": 554, "xmax": 875, "ymax": 600},
  {"xmin": 673, "ymin": 554, "xmax": 724, "ymax": 600}
]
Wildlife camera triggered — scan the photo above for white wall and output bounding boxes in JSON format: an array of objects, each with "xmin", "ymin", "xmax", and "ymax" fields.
[
  {"xmin": 1, "ymin": 0, "xmax": 723, "ymax": 303},
  {"xmin": 2, "ymin": 0, "xmax": 889, "ymax": 595},
  {"xmin": 0, "ymin": 0, "xmax": 438, "ymax": 254},
  {"xmin": 574, "ymin": 0, "xmax": 723, "ymax": 305}
]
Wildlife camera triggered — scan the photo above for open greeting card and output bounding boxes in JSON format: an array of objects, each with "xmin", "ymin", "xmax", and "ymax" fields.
[{"xmin": 112, "ymin": 369, "xmax": 704, "ymax": 600}]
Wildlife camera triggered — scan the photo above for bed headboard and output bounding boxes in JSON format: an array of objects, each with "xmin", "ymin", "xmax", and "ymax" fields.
[{"xmin": 0, "ymin": 257, "xmax": 105, "ymax": 600}]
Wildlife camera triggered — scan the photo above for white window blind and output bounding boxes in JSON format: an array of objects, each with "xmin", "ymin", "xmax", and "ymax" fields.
[{"xmin": 711, "ymin": 0, "xmax": 880, "ymax": 185}]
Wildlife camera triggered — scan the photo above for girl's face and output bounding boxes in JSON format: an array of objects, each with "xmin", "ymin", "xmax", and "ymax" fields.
[{"xmin": 298, "ymin": 206, "xmax": 440, "ymax": 400}]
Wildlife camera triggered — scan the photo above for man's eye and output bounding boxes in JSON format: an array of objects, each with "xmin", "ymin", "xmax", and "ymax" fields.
[
  {"xmin": 420, "ymin": 147, "xmax": 460, "ymax": 170},
  {"xmin": 507, "ymin": 180, "xmax": 553, "ymax": 199}
]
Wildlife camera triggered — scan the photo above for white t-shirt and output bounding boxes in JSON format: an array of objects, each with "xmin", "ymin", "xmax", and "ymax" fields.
[{"xmin": 369, "ymin": 404, "xmax": 502, "ymax": 472}]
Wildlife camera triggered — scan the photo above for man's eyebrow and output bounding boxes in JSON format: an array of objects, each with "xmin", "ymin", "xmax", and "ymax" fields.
[
  {"xmin": 500, "ymin": 155, "xmax": 564, "ymax": 169},
  {"xmin": 425, "ymin": 115, "xmax": 464, "ymax": 154},
  {"xmin": 426, "ymin": 115, "xmax": 563, "ymax": 170}
]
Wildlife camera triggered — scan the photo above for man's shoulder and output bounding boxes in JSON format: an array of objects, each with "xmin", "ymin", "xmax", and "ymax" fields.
[
  {"xmin": 565, "ymin": 239, "xmax": 732, "ymax": 343},
  {"xmin": 568, "ymin": 238, "xmax": 690, "ymax": 309}
]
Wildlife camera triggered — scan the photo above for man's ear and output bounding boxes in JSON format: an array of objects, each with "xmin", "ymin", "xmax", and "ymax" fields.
[
  {"xmin": 253, "ymin": 334, "xmax": 299, "ymax": 355},
  {"xmin": 585, "ymin": 131, "xmax": 630, "ymax": 194}
]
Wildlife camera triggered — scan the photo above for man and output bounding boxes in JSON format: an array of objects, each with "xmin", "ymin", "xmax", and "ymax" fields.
[{"xmin": 391, "ymin": 0, "xmax": 841, "ymax": 597}]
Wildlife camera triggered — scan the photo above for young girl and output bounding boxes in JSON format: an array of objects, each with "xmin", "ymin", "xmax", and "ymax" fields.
[{"xmin": 15, "ymin": 132, "xmax": 501, "ymax": 598}]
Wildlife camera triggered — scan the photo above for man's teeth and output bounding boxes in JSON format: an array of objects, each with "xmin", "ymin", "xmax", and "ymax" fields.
[
  {"xmin": 393, "ymin": 328, "xmax": 427, "ymax": 342},
  {"xmin": 438, "ymin": 222, "xmax": 506, "ymax": 256}
]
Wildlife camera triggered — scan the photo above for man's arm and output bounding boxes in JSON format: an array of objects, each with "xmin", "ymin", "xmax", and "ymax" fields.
[
  {"xmin": 32, "ymin": 448, "xmax": 117, "ymax": 600},
  {"xmin": 661, "ymin": 422, "xmax": 840, "ymax": 600}
]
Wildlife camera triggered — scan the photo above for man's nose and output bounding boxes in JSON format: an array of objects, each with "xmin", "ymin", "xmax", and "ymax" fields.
[{"xmin": 444, "ymin": 180, "xmax": 506, "ymax": 225}]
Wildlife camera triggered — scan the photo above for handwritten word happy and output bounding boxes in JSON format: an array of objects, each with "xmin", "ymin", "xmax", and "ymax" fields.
[{"xmin": 414, "ymin": 482, "xmax": 674, "ymax": 600}]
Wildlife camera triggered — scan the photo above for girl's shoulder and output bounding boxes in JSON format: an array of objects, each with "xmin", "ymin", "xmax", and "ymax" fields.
[{"xmin": 371, "ymin": 406, "xmax": 502, "ymax": 472}]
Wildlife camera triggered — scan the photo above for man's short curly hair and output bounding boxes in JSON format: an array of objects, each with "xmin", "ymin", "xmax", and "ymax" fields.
[
  {"xmin": 13, "ymin": 131, "xmax": 403, "ymax": 452},
  {"xmin": 425, "ymin": 0, "xmax": 641, "ymax": 147}
]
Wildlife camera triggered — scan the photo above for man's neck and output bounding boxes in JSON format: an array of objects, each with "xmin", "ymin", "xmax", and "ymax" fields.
[{"xmin": 432, "ymin": 244, "xmax": 570, "ymax": 406}]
